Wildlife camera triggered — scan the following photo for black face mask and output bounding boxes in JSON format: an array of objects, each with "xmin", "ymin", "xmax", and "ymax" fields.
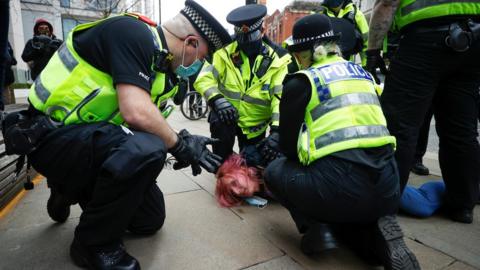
[{"xmin": 238, "ymin": 40, "xmax": 263, "ymax": 58}]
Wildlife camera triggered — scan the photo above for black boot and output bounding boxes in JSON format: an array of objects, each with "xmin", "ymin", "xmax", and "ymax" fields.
[
  {"xmin": 448, "ymin": 208, "xmax": 473, "ymax": 224},
  {"xmin": 47, "ymin": 187, "xmax": 71, "ymax": 223},
  {"xmin": 70, "ymin": 238, "xmax": 140, "ymax": 270},
  {"xmin": 372, "ymin": 216, "xmax": 420, "ymax": 270},
  {"xmin": 300, "ymin": 223, "xmax": 339, "ymax": 256},
  {"xmin": 411, "ymin": 163, "xmax": 429, "ymax": 176}
]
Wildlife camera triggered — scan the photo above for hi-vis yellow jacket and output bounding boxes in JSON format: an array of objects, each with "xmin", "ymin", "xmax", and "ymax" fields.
[
  {"xmin": 296, "ymin": 55, "xmax": 395, "ymax": 165},
  {"xmin": 194, "ymin": 41, "xmax": 291, "ymax": 139},
  {"xmin": 29, "ymin": 14, "xmax": 176, "ymax": 125}
]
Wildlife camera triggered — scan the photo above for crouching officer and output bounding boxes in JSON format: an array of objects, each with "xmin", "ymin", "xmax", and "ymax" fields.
[
  {"xmin": 264, "ymin": 14, "xmax": 420, "ymax": 269},
  {"xmin": 2, "ymin": 1, "xmax": 231, "ymax": 269},
  {"xmin": 194, "ymin": 4, "xmax": 291, "ymax": 163}
]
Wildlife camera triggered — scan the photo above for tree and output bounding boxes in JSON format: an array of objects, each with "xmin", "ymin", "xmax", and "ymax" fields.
[{"xmin": 84, "ymin": 0, "xmax": 144, "ymax": 19}]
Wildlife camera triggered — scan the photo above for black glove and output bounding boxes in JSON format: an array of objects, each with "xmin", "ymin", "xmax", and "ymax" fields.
[
  {"xmin": 213, "ymin": 97, "xmax": 238, "ymax": 125},
  {"xmin": 168, "ymin": 129, "xmax": 222, "ymax": 176},
  {"xmin": 259, "ymin": 132, "xmax": 281, "ymax": 163},
  {"xmin": 365, "ymin": 49, "xmax": 388, "ymax": 84},
  {"xmin": 48, "ymin": 39, "xmax": 63, "ymax": 50}
]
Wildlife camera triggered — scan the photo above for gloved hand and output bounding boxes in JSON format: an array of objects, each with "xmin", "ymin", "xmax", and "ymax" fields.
[
  {"xmin": 365, "ymin": 49, "xmax": 388, "ymax": 84},
  {"xmin": 32, "ymin": 35, "xmax": 52, "ymax": 50},
  {"xmin": 48, "ymin": 39, "xmax": 63, "ymax": 50},
  {"xmin": 259, "ymin": 132, "xmax": 281, "ymax": 163},
  {"xmin": 213, "ymin": 97, "xmax": 238, "ymax": 125},
  {"xmin": 168, "ymin": 129, "xmax": 222, "ymax": 176}
]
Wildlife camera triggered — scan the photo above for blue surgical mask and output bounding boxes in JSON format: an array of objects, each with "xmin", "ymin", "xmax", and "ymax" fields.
[
  {"xmin": 175, "ymin": 39, "xmax": 204, "ymax": 79},
  {"xmin": 244, "ymin": 196, "xmax": 268, "ymax": 209}
]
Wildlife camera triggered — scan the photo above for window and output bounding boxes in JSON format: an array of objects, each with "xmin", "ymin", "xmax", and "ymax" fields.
[
  {"xmin": 62, "ymin": 18, "xmax": 90, "ymax": 40},
  {"xmin": 60, "ymin": 0, "xmax": 70, "ymax": 8}
]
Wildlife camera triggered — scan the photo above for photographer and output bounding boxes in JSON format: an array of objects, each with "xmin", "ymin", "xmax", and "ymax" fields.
[{"xmin": 21, "ymin": 19, "xmax": 62, "ymax": 80}]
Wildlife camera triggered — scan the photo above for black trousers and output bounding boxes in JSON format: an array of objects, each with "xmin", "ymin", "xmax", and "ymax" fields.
[
  {"xmin": 264, "ymin": 155, "xmax": 400, "ymax": 233},
  {"xmin": 208, "ymin": 110, "xmax": 265, "ymax": 160},
  {"xmin": 381, "ymin": 28, "xmax": 480, "ymax": 210},
  {"xmin": 28, "ymin": 122, "xmax": 166, "ymax": 246},
  {"xmin": 413, "ymin": 106, "xmax": 434, "ymax": 164}
]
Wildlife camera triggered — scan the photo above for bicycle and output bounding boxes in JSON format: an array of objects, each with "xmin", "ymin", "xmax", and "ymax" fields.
[{"xmin": 180, "ymin": 91, "xmax": 209, "ymax": 120}]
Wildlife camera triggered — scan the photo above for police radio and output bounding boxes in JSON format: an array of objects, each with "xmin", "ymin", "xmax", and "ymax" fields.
[
  {"xmin": 152, "ymin": 49, "xmax": 173, "ymax": 73},
  {"xmin": 255, "ymin": 47, "xmax": 274, "ymax": 78},
  {"xmin": 445, "ymin": 19, "xmax": 480, "ymax": 52}
]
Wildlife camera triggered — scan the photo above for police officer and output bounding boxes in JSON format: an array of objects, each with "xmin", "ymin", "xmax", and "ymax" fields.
[
  {"xmin": 264, "ymin": 14, "xmax": 419, "ymax": 269},
  {"xmin": 367, "ymin": 0, "xmax": 480, "ymax": 223},
  {"xmin": 194, "ymin": 4, "xmax": 291, "ymax": 163},
  {"xmin": 321, "ymin": 0, "xmax": 369, "ymax": 65},
  {"xmin": 7, "ymin": 1, "xmax": 231, "ymax": 269}
]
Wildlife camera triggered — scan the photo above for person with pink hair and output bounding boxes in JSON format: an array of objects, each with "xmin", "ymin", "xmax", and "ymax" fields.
[
  {"xmin": 214, "ymin": 143, "xmax": 275, "ymax": 208},
  {"xmin": 215, "ymin": 153, "xmax": 261, "ymax": 207}
]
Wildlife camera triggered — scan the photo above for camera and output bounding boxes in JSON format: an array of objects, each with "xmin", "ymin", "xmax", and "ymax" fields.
[{"xmin": 32, "ymin": 35, "xmax": 52, "ymax": 50}]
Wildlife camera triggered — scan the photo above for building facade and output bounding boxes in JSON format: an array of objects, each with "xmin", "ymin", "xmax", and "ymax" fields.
[{"xmin": 264, "ymin": 0, "xmax": 323, "ymax": 44}]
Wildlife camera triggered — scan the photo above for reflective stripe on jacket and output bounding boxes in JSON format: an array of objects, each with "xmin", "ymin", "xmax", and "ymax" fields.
[
  {"xmin": 394, "ymin": 0, "xmax": 480, "ymax": 30},
  {"xmin": 296, "ymin": 56, "xmax": 396, "ymax": 165}
]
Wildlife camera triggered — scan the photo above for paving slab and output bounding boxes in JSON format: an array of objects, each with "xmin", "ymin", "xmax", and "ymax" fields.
[
  {"xmin": 242, "ymin": 255, "xmax": 305, "ymax": 270},
  {"xmin": 405, "ymin": 238, "xmax": 454, "ymax": 270},
  {"xmin": 181, "ymin": 168, "xmax": 217, "ymax": 197},
  {"xmin": 125, "ymin": 190, "xmax": 283, "ymax": 270},
  {"xmin": 156, "ymin": 167, "xmax": 200, "ymax": 195},
  {"xmin": 444, "ymin": 261, "xmax": 479, "ymax": 270},
  {"xmin": 399, "ymin": 212, "xmax": 480, "ymax": 269},
  {"xmin": 229, "ymin": 203, "xmax": 377, "ymax": 270},
  {"xmin": 0, "ymin": 216, "xmax": 82, "ymax": 270},
  {"xmin": 0, "ymin": 179, "xmax": 81, "ymax": 232}
]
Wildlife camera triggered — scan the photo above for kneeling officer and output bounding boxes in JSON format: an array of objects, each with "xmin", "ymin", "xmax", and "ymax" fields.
[
  {"xmin": 264, "ymin": 14, "xmax": 420, "ymax": 269},
  {"xmin": 3, "ymin": 1, "xmax": 231, "ymax": 269}
]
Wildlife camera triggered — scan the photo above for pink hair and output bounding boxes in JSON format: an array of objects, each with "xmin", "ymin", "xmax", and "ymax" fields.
[{"xmin": 215, "ymin": 154, "xmax": 260, "ymax": 207}]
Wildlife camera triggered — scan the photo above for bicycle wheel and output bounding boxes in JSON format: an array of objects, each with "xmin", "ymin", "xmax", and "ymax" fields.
[{"xmin": 180, "ymin": 91, "xmax": 209, "ymax": 120}]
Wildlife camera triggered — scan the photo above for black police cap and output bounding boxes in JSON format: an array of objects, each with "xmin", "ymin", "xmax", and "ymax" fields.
[
  {"xmin": 181, "ymin": 0, "xmax": 232, "ymax": 53},
  {"xmin": 289, "ymin": 14, "xmax": 340, "ymax": 52},
  {"xmin": 227, "ymin": 4, "xmax": 267, "ymax": 34}
]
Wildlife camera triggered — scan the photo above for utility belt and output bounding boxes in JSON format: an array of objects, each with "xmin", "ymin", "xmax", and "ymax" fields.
[
  {"xmin": 1, "ymin": 107, "xmax": 59, "ymax": 155},
  {"xmin": 404, "ymin": 18, "xmax": 480, "ymax": 52}
]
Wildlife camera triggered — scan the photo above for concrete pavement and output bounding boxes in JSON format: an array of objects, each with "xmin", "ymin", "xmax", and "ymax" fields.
[{"xmin": 0, "ymin": 106, "xmax": 478, "ymax": 270}]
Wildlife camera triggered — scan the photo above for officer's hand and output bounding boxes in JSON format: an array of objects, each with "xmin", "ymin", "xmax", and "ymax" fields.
[
  {"xmin": 213, "ymin": 97, "xmax": 238, "ymax": 125},
  {"xmin": 169, "ymin": 129, "xmax": 222, "ymax": 176},
  {"xmin": 365, "ymin": 49, "xmax": 388, "ymax": 84},
  {"xmin": 259, "ymin": 132, "xmax": 281, "ymax": 163}
]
